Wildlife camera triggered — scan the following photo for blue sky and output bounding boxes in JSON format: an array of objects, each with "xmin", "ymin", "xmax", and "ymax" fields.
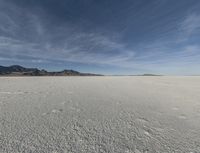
[{"xmin": 0, "ymin": 0, "xmax": 200, "ymax": 75}]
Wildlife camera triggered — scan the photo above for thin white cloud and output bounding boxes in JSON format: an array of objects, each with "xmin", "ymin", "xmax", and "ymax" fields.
[
  {"xmin": 177, "ymin": 13, "xmax": 200, "ymax": 42},
  {"xmin": 181, "ymin": 13, "xmax": 200, "ymax": 35},
  {"xmin": 0, "ymin": 0, "xmax": 200, "ymax": 75}
]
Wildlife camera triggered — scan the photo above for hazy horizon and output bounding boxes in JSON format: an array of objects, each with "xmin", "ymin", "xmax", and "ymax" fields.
[{"xmin": 0, "ymin": 0, "xmax": 200, "ymax": 75}]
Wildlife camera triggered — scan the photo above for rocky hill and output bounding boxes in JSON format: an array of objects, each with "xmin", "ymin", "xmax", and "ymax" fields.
[{"xmin": 0, "ymin": 65, "xmax": 102, "ymax": 76}]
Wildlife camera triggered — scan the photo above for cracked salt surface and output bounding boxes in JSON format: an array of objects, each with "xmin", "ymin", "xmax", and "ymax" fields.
[{"xmin": 0, "ymin": 76, "xmax": 200, "ymax": 153}]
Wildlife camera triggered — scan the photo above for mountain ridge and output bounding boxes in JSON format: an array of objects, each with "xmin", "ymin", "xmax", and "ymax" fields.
[{"xmin": 0, "ymin": 65, "xmax": 102, "ymax": 76}]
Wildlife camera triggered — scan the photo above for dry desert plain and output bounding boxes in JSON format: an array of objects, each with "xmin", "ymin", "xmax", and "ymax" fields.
[{"xmin": 0, "ymin": 76, "xmax": 200, "ymax": 153}]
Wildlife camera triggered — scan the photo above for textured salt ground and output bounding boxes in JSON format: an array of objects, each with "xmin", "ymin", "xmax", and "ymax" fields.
[{"xmin": 0, "ymin": 76, "xmax": 200, "ymax": 153}]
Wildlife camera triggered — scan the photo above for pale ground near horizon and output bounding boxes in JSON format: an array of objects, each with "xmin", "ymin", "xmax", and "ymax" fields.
[{"xmin": 0, "ymin": 76, "xmax": 200, "ymax": 153}]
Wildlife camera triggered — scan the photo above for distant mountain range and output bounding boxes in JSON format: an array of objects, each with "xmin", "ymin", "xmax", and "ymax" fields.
[{"xmin": 0, "ymin": 65, "xmax": 102, "ymax": 76}]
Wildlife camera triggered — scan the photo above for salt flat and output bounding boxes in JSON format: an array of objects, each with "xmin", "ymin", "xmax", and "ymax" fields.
[{"xmin": 0, "ymin": 76, "xmax": 200, "ymax": 153}]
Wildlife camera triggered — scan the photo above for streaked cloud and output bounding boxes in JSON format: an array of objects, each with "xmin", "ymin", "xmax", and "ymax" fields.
[
  {"xmin": 181, "ymin": 13, "xmax": 200, "ymax": 36},
  {"xmin": 0, "ymin": 0, "xmax": 200, "ymax": 75}
]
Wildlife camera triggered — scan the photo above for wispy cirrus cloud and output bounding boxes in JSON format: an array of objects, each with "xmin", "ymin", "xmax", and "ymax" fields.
[
  {"xmin": 181, "ymin": 13, "xmax": 200, "ymax": 35},
  {"xmin": 0, "ymin": 0, "xmax": 200, "ymax": 74}
]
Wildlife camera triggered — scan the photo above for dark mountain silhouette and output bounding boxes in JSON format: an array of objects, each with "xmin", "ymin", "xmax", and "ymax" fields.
[{"xmin": 0, "ymin": 65, "xmax": 102, "ymax": 76}]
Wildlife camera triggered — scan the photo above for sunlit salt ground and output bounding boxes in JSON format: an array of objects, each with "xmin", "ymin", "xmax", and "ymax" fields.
[{"xmin": 0, "ymin": 76, "xmax": 200, "ymax": 153}]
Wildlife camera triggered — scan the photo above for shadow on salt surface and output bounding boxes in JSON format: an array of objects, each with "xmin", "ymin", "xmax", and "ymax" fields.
[
  {"xmin": 136, "ymin": 117, "xmax": 149, "ymax": 123},
  {"xmin": 42, "ymin": 108, "xmax": 63, "ymax": 116},
  {"xmin": 178, "ymin": 114, "xmax": 187, "ymax": 119}
]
